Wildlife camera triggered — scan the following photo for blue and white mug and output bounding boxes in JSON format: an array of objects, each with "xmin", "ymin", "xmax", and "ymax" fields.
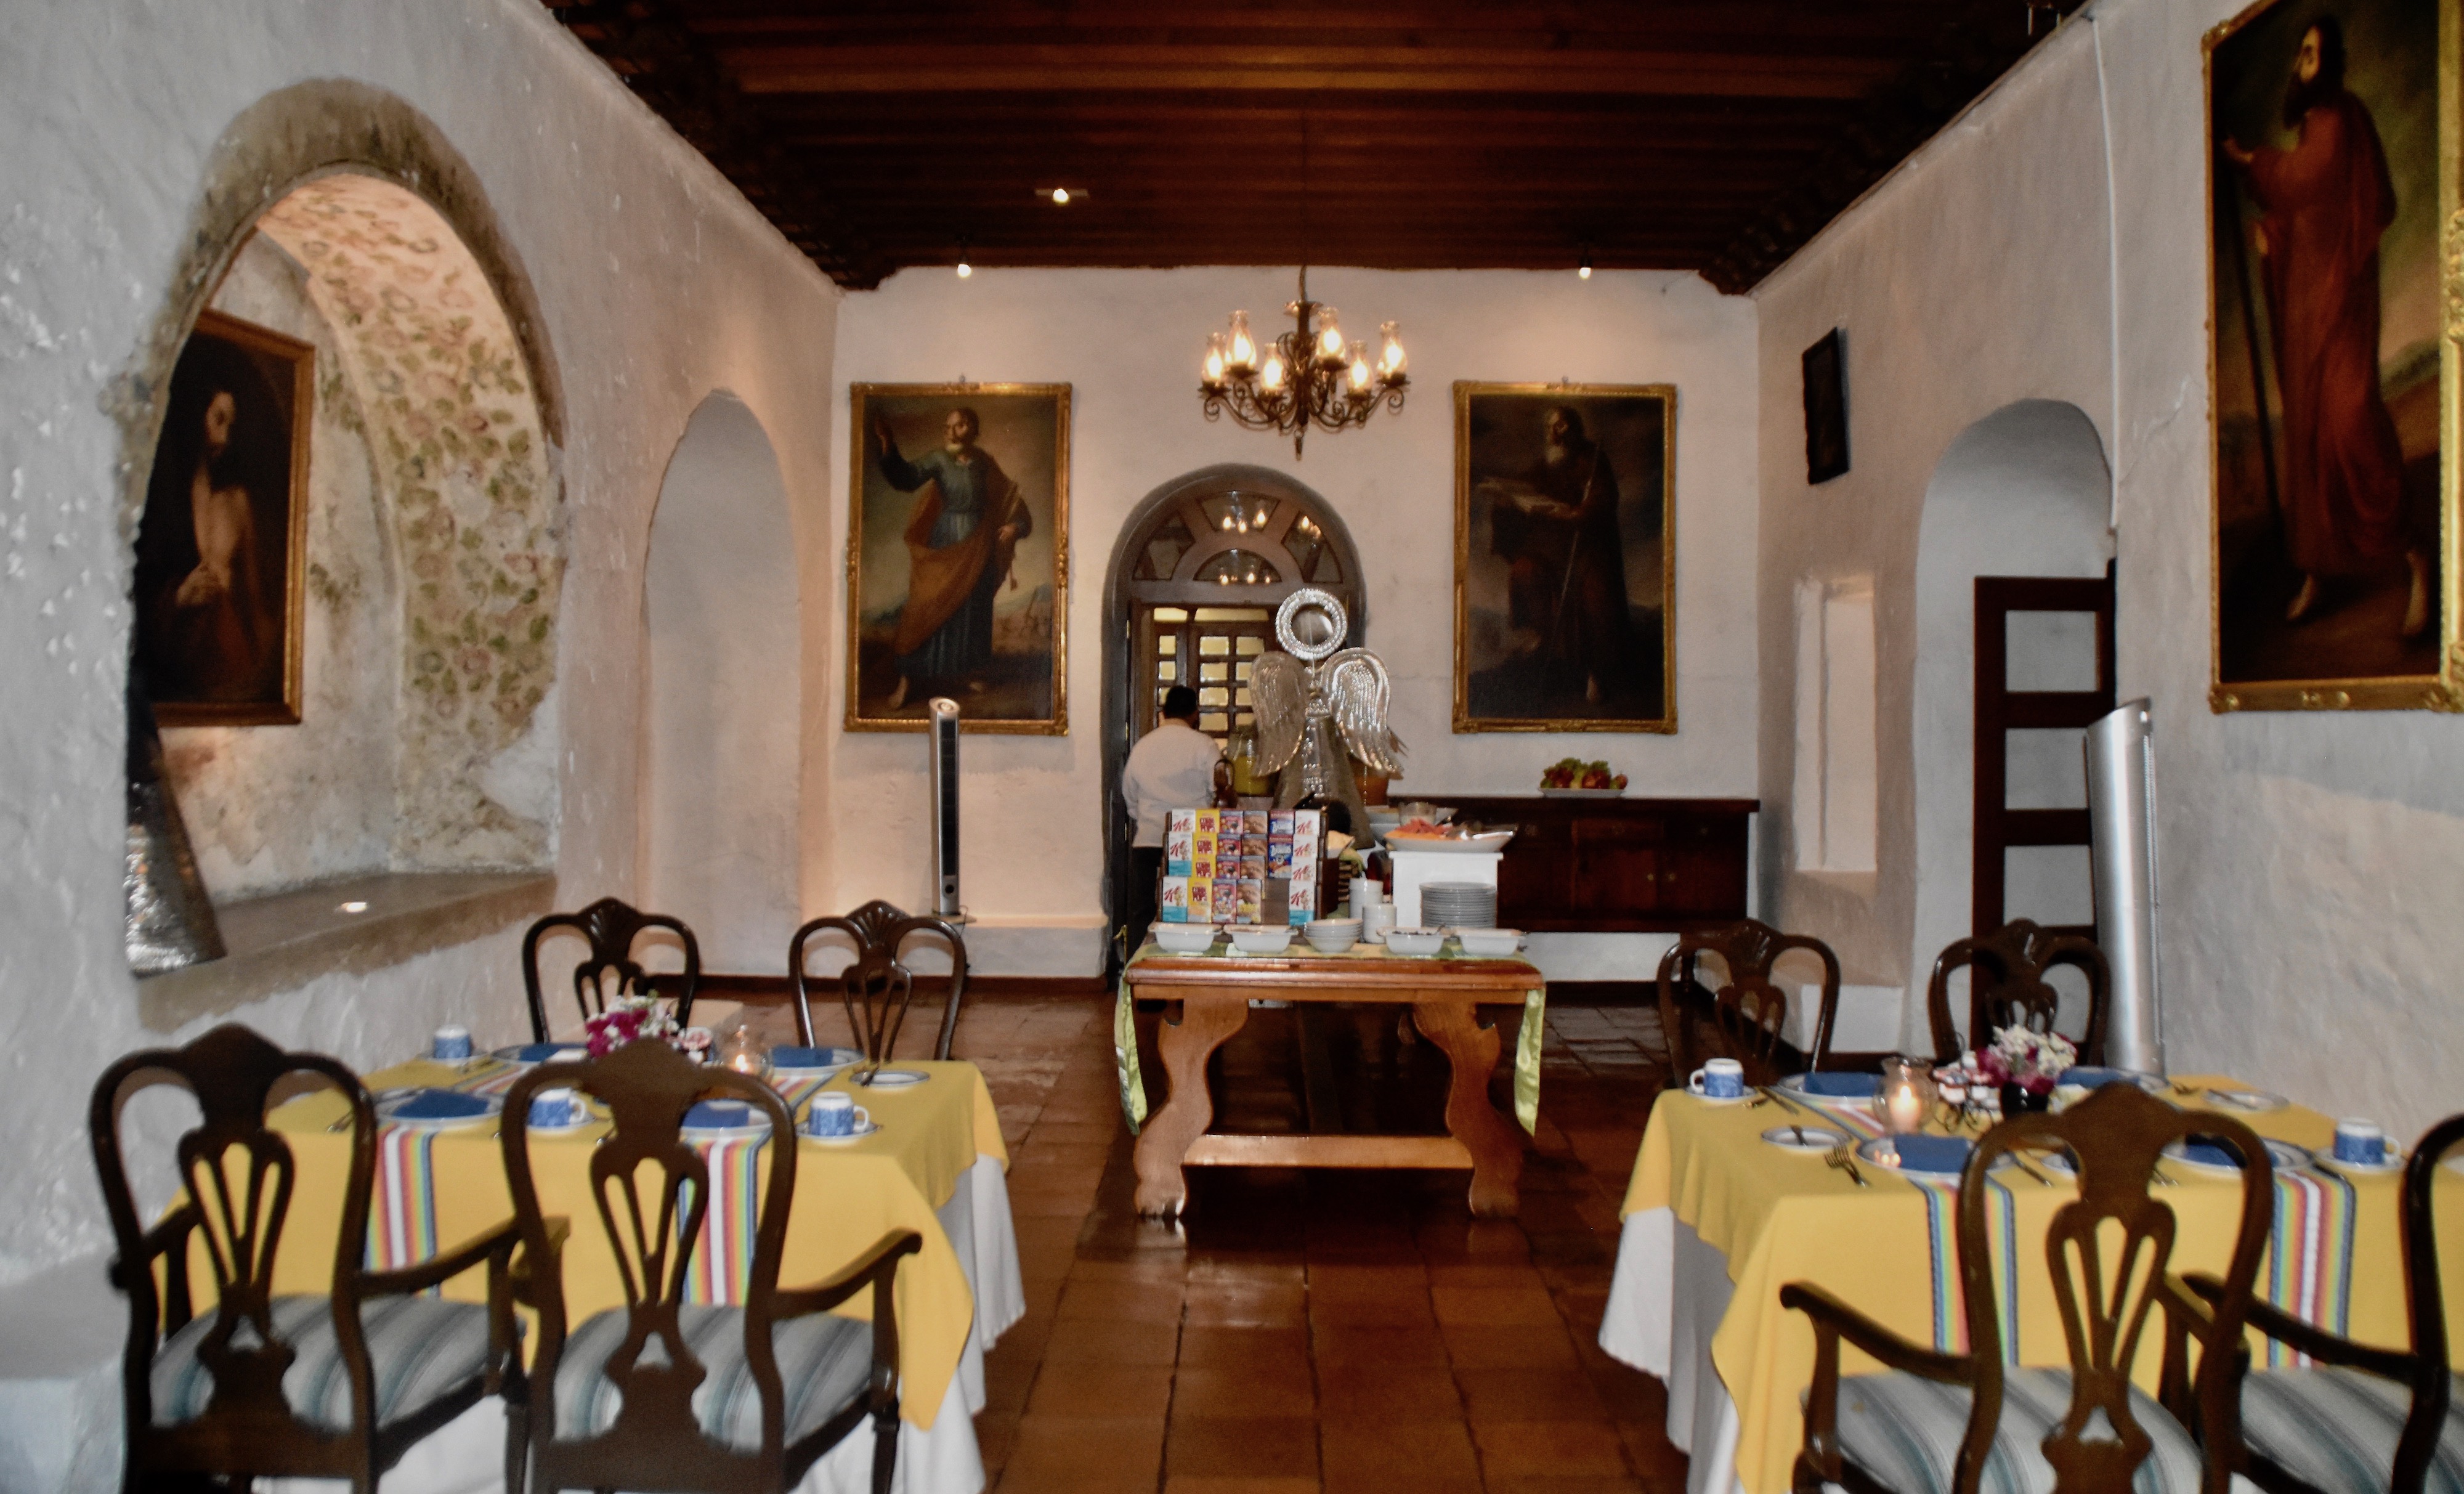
[
  {"xmin": 806, "ymin": 1092, "xmax": 871, "ymax": 1137},
  {"xmin": 528, "ymin": 1087, "xmax": 581, "ymax": 1128},
  {"xmin": 1688, "ymin": 1058, "xmax": 1746, "ymax": 1101},
  {"xmin": 2334, "ymin": 1119, "xmax": 2388, "ymax": 1166},
  {"xmin": 432, "ymin": 1025, "xmax": 474, "ymax": 1062}
]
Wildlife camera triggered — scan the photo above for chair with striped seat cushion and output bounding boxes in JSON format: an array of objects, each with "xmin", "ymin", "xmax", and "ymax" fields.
[
  {"xmin": 152, "ymin": 1294, "xmax": 500, "ymax": 1433},
  {"xmin": 2187, "ymin": 1113, "xmax": 2464, "ymax": 1494},
  {"xmin": 91, "ymin": 1025, "xmax": 521, "ymax": 1494},
  {"xmin": 1783, "ymin": 1085, "xmax": 2274, "ymax": 1494},
  {"xmin": 2237, "ymin": 1368, "xmax": 2464, "ymax": 1494},
  {"xmin": 500, "ymin": 1039, "xmax": 923, "ymax": 1494},
  {"xmin": 551, "ymin": 1303, "xmax": 872, "ymax": 1451},
  {"xmin": 1823, "ymin": 1366, "xmax": 2203, "ymax": 1494}
]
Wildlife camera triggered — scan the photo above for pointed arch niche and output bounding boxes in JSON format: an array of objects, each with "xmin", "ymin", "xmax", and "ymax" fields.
[
  {"xmin": 1098, "ymin": 465, "xmax": 1365, "ymax": 957},
  {"xmin": 121, "ymin": 83, "xmax": 565, "ymax": 1024}
]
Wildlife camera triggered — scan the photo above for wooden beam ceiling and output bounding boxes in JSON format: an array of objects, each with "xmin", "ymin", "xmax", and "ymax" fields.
[{"xmin": 543, "ymin": 1, "xmax": 2077, "ymax": 293}]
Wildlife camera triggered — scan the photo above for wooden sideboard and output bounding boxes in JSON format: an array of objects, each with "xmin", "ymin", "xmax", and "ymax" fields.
[{"xmin": 1406, "ymin": 796, "xmax": 1759, "ymax": 933}]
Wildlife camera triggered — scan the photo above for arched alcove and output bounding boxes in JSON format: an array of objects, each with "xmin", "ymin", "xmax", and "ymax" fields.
[
  {"xmin": 1098, "ymin": 464, "xmax": 1366, "ymax": 960},
  {"xmin": 118, "ymin": 82, "xmax": 566, "ymax": 1010},
  {"xmin": 1909, "ymin": 399, "xmax": 2113, "ymax": 1039},
  {"xmin": 641, "ymin": 394, "xmax": 800, "ymax": 968}
]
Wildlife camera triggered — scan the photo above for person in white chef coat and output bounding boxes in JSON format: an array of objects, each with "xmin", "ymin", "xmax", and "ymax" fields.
[{"xmin": 1121, "ymin": 686, "xmax": 1223, "ymax": 948}]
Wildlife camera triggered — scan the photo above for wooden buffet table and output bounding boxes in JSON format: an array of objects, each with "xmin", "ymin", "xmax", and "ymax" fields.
[{"xmin": 1122, "ymin": 946, "xmax": 1544, "ymax": 1218}]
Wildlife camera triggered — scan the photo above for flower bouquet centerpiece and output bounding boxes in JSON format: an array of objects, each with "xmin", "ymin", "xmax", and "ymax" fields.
[
  {"xmin": 1974, "ymin": 1025, "xmax": 2077, "ymax": 1115},
  {"xmin": 583, "ymin": 993, "xmax": 683, "ymax": 1057}
]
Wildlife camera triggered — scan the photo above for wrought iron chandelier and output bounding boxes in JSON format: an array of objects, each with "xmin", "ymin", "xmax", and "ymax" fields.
[{"xmin": 1198, "ymin": 266, "xmax": 1407, "ymax": 458}]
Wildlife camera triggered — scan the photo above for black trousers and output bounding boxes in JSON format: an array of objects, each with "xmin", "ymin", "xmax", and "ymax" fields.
[{"xmin": 1127, "ymin": 846, "xmax": 1165, "ymax": 948}]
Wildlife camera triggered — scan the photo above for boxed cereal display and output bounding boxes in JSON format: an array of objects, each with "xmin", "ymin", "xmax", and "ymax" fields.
[
  {"xmin": 1186, "ymin": 879, "xmax": 1213, "ymax": 922},
  {"xmin": 1165, "ymin": 809, "xmax": 1196, "ymax": 875},
  {"xmin": 1159, "ymin": 879, "xmax": 1188, "ymax": 921}
]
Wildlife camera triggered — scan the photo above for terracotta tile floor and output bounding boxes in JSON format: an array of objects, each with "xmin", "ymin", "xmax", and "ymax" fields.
[{"xmin": 809, "ymin": 991, "xmax": 1692, "ymax": 1494}]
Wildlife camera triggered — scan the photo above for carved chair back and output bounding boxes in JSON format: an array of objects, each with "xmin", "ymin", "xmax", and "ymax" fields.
[
  {"xmin": 1655, "ymin": 919, "xmax": 1841, "ymax": 1087},
  {"xmin": 522, "ymin": 897, "xmax": 702, "ymax": 1044},
  {"xmin": 788, "ymin": 901, "xmax": 968, "ymax": 1063},
  {"xmin": 89, "ymin": 1023, "xmax": 384, "ymax": 1482},
  {"xmin": 1961, "ymin": 1087, "xmax": 2270, "ymax": 1494},
  {"xmin": 501, "ymin": 1040, "xmax": 800, "ymax": 1490},
  {"xmin": 1927, "ymin": 918, "xmax": 2110, "ymax": 1063}
]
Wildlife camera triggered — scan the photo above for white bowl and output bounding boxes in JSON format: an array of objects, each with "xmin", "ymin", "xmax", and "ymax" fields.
[
  {"xmin": 1153, "ymin": 924, "xmax": 1219, "ymax": 955},
  {"xmin": 1384, "ymin": 926, "xmax": 1445, "ymax": 957},
  {"xmin": 1228, "ymin": 924, "xmax": 1296, "ymax": 955},
  {"xmin": 1303, "ymin": 919, "xmax": 1361, "ymax": 953},
  {"xmin": 1452, "ymin": 927, "xmax": 1525, "ymax": 957}
]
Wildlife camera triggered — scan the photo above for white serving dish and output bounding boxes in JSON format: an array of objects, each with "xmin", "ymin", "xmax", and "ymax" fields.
[
  {"xmin": 1381, "ymin": 830, "xmax": 1514, "ymax": 856},
  {"xmin": 1383, "ymin": 926, "xmax": 1445, "ymax": 957},
  {"xmin": 1451, "ymin": 927, "xmax": 1525, "ymax": 957},
  {"xmin": 1228, "ymin": 924, "xmax": 1295, "ymax": 955},
  {"xmin": 1154, "ymin": 923, "xmax": 1220, "ymax": 955},
  {"xmin": 1302, "ymin": 919, "xmax": 1361, "ymax": 953}
]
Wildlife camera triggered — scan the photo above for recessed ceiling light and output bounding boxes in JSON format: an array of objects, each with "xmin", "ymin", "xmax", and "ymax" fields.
[
  {"xmin": 337, "ymin": 900, "xmax": 370, "ymax": 914},
  {"xmin": 957, "ymin": 259, "xmax": 973, "ymax": 278},
  {"xmin": 1036, "ymin": 186, "xmax": 1087, "ymax": 205}
]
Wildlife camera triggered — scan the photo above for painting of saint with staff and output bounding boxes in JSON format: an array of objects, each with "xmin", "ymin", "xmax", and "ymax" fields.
[{"xmin": 1454, "ymin": 384, "xmax": 1676, "ymax": 732}]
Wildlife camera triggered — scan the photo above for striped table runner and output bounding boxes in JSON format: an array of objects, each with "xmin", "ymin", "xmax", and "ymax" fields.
[
  {"xmin": 2261, "ymin": 1167, "xmax": 2357, "ymax": 1367},
  {"xmin": 679, "ymin": 1074, "xmax": 835, "ymax": 1305}
]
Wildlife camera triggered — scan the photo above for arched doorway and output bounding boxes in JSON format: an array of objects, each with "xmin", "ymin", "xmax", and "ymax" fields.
[
  {"xmin": 1100, "ymin": 465, "xmax": 1365, "ymax": 962},
  {"xmin": 641, "ymin": 393, "xmax": 798, "ymax": 968},
  {"xmin": 1910, "ymin": 400, "xmax": 2113, "ymax": 1044}
]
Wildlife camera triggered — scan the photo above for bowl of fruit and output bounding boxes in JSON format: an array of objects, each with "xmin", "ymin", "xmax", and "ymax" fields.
[{"xmin": 1539, "ymin": 759, "xmax": 1628, "ymax": 797}]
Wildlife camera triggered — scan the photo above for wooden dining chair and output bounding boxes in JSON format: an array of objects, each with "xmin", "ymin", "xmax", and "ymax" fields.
[
  {"xmin": 788, "ymin": 900, "xmax": 969, "ymax": 1063},
  {"xmin": 1656, "ymin": 919, "xmax": 1842, "ymax": 1087},
  {"xmin": 499, "ymin": 1039, "xmax": 923, "ymax": 1494},
  {"xmin": 89, "ymin": 1023, "xmax": 523, "ymax": 1494},
  {"xmin": 1926, "ymin": 917, "xmax": 2111, "ymax": 1064},
  {"xmin": 1781, "ymin": 1084, "xmax": 2272, "ymax": 1494},
  {"xmin": 2186, "ymin": 1112, "xmax": 2464, "ymax": 1494},
  {"xmin": 521, "ymin": 896, "xmax": 702, "ymax": 1044}
]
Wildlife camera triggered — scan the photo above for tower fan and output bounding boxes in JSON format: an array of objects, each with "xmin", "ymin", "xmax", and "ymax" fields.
[{"xmin": 928, "ymin": 697, "xmax": 965, "ymax": 920}]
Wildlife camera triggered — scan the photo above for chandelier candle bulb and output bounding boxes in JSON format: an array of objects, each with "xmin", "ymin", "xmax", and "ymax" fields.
[
  {"xmin": 1260, "ymin": 352, "xmax": 1286, "ymax": 391},
  {"xmin": 1227, "ymin": 311, "xmax": 1256, "ymax": 371},
  {"xmin": 1347, "ymin": 343, "xmax": 1372, "ymax": 391},
  {"xmin": 1379, "ymin": 322, "xmax": 1406, "ymax": 378},
  {"xmin": 1315, "ymin": 308, "xmax": 1345, "ymax": 363},
  {"xmin": 1202, "ymin": 334, "xmax": 1227, "ymax": 388}
]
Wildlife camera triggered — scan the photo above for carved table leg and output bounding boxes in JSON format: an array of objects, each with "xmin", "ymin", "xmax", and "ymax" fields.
[
  {"xmin": 1412, "ymin": 998, "xmax": 1525, "ymax": 1217},
  {"xmin": 1132, "ymin": 994, "xmax": 1250, "ymax": 1216}
]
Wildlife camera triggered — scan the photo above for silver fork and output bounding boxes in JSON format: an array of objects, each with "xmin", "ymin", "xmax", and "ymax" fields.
[{"xmin": 1825, "ymin": 1144, "xmax": 1870, "ymax": 1187}]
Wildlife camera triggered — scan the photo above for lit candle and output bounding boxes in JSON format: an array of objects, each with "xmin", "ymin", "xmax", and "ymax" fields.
[{"xmin": 1887, "ymin": 1081, "xmax": 1925, "ymax": 1135}]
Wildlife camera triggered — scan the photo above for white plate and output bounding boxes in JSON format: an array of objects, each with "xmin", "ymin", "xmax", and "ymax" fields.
[
  {"xmin": 679, "ymin": 1100, "xmax": 773, "ymax": 1140},
  {"xmin": 801, "ymin": 1118, "xmax": 885, "ymax": 1145},
  {"xmin": 854, "ymin": 1069, "xmax": 930, "ymax": 1089},
  {"xmin": 1685, "ymin": 1090, "xmax": 1750, "ymax": 1106},
  {"xmin": 492, "ymin": 1044, "xmax": 590, "ymax": 1066},
  {"xmin": 2203, "ymin": 1088, "xmax": 2289, "ymax": 1113},
  {"xmin": 1380, "ymin": 831, "xmax": 1515, "ymax": 855},
  {"xmin": 1775, "ymin": 1073, "xmax": 1883, "ymax": 1108},
  {"xmin": 2318, "ymin": 1150, "xmax": 2404, "ymax": 1177},
  {"xmin": 2163, "ymin": 1137, "xmax": 2314, "ymax": 1176},
  {"xmin": 1762, "ymin": 1124, "xmax": 1847, "ymax": 1153}
]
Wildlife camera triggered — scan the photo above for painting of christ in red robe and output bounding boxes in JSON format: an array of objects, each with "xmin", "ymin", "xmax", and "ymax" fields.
[{"xmin": 2207, "ymin": 0, "xmax": 2446, "ymax": 706}]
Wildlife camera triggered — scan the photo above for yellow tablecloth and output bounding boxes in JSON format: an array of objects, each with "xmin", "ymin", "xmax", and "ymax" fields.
[
  {"xmin": 1619, "ymin": 1076, "xmax": 2464, "ymax": 1494},
  {"xmin": 197, "ymin": 1057, "xmax": 1007, "ymax": 1431}
]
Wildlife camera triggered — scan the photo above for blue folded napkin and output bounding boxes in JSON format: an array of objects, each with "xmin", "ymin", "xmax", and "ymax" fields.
[
  {"xmin": 1801, "ymin": 1072, "xmax": 1880, "ymax": 1098},
  {"xmin": 2059, "ymin": 1066, "xmax": 2136, "ymax": 1089},
  {"xmin": 2181, "ymin": 1136, "xmax": 2249, "ymax": 1169},
  {"xmin": 771, "ymin": 1046, "xmax": 859, "ymax": 1070},
  {"xmin": 389, "ymin": 1090, "xmax": 491, "ymax": 1121},
  {"xmin": 683, "ymin": 1100, "xmax": 761, "ymax": 1131},
  {"xmin": 1889, "ymin": 1134, "xmax": 1972, "ymax": 1175}
]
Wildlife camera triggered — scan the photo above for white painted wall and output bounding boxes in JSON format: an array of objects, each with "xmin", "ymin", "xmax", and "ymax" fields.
[
  {"xmin": 1754, "ymin": 1, "xmax": 2464, "ymax": 1132},
  {"xmin": 0, "ymin": 0, "xmax": 843, "ymax": 1288},
  {"xmin": 642, "ymin": 394, "xmax": 801, "ymax": 970},
  {"xmin": 829, "ymin": 267, "xmax": 1764, "ymax": 975}
]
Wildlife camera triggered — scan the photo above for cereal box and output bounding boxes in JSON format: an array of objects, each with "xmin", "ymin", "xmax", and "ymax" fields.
[
  {"xmin": 1159, "ymin": 879, "xmax": 1188, "ymax": 922},
  {"xmin": 1165, "ymin": 811, "xmax": 1196, "ymax": 875},
  {"xmin": 1186, "ymin": 879, "xmax": 1213, "ymax": 922},
  {"xmin": 1269, "ymin": 810, "xmax": 1295, "ymax": 837},
  {"xmin": 1266, "ymin": 838, "xmax": 1294, "ymax": 873},
  {"xmin": 1194, "ymin": 809, "xmax": 1220, "ymax": 839},
  {"xmin": 1191, "ymin": 850, "xmax": 1217, "ymax": 880},
  {"xmin": 1285, "ymin": 874, "xmax": 1316, "ymax": 924},
  {"xmin": 1244, "ymin": 810, "xmax": 1270, "ymax": 837},
  {"xmin": 1236, "ymin": 877, "xmax": 1265, "ymax": 923},
  {"xmin": 1213, "ymin": 878, "xmax": 1239, "ymax": 919},
  {"xmin": 1241, "ymin": 853, "xmax": 1267, "ymax": 880}
]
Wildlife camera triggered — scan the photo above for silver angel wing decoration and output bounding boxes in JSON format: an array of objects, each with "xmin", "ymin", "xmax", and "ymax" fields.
[
  {"xmin": 1319, "ymin": 648, "xmax": 1405, "ymax": 775},
  {"xmin": 1249, "ymin": 651, "xmax": 1310, "ymax": 773}
]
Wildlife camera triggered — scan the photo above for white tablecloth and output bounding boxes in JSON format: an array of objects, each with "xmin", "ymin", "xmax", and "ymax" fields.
[
  {"xmin": 1598, "ymin": 1207, "xmax": 1746, "ymax": 1494},
  {"xmin": 274, "ymin": 1153, "xmax": 1023, "ymax": 1494}
]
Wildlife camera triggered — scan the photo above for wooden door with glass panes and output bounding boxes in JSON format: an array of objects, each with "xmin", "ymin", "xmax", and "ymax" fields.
[{"xmin": 1135, "ymin": 607, "xmax": 1274, "ymax": 744}]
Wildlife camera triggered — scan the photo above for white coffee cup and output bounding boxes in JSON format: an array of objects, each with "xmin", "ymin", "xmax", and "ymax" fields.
[
  {"xmin": 2333, "ymin": 1118, "xmax": 2387, "ymax": 1167},
  {"xmin": 1688, "ymin": 1057, "xmax": 1746, "ymax": 1100},
  {"xmin": 806, "ymin": 1091, "xmax": 872, "ymax": 1138},
  {"xmin": 432, "ymin": 1025, "xmax": 473, "ymax": 1062},
  {"xmin": 528, "ymin": 1087, "xmax": 581, "ymax": 1128}
]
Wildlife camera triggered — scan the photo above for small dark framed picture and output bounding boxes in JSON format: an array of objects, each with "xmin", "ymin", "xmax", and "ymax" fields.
[{"xmin": 1802, "ymin": 328, "xmax": 1849, "ymax": 484}]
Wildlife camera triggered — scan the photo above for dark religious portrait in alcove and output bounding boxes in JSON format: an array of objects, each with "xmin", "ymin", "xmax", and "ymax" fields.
[
  {"xmin": 1454, "ymin": 384, "xmax": 1676, "ymax": 732},
  {"xmin": 2208, "ymin": 0, "xmax": 2447, "ymax": 704},
  {"xmin": 846, "ymin": 383, "xmax": 1070, "ymax": 733},
  {"xmin": 132, "ymin": 310, "xmax": 311, "ymax": 725}
]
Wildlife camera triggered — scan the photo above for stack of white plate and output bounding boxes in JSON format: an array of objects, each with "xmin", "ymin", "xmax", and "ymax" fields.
[{"xmin": 1420, "ymin": 882, "xmax": 1496, "ymax": 928}]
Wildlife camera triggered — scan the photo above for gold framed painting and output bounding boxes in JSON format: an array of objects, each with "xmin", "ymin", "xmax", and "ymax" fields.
[
  {"xmin": 845, "ymin": 383, "xmax": 1070, "ymax": 733},
  {"xmin": 133, "ymin": 309, "xmax": 314, "ymax": 726},
  {"xmin": 1454, "ymin": 382, "xmax": 1677, "ymax": 733},
  {"xmin": 2205, "ymin": 0, "xmax": 2460, "ymax": 712}
]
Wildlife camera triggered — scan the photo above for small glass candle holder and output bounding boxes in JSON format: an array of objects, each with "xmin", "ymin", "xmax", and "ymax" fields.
[
  {"xmin": 717, "ymin": 1026, "xmax": 771, "ymax": 1081},
  {"xmin": 1873, "ymin": 1055, "xmax": 1939, "ymax": 1164}
]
